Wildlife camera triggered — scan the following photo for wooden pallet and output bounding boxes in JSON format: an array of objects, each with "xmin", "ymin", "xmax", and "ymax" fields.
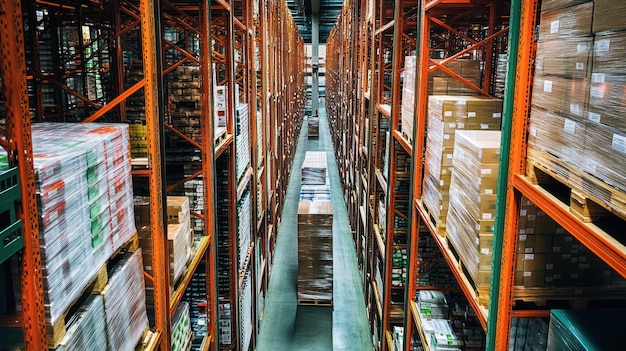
[
  {"xmin": 512, "ymin": 286, "xmax": 626, "ymax": 310},
  {"xmin": 297, "ymin": 298, "xmax": 333, "ymax": 307},
  {"xmin": 420, "ymin": 200, "xmax": 446, "ymax": 236},
  {"xmin": 527, "ymin": 147, "xmax": 626, "ymax": 223},
  {"xmin": 47, "ymin": 233, "xmax": 139, "ymax": 348}
]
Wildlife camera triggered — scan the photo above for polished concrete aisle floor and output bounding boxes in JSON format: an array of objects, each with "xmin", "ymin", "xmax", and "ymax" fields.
[{"xmin": 256, "ymin": 100, "xmax": 373, "ymax": 351}]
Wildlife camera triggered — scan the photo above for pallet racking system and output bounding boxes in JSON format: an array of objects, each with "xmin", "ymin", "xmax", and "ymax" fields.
[
  {"xmin": 329, "ymin": 0, "xmax": 626, "ymax": 350},
  {"xmin": 0, "ymin": 0, "xmax": 305, "ymax": 350}
]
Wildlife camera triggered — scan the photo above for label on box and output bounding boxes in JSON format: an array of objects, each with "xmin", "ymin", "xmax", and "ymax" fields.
[
  {"xmin": 590, "ymin": 86, "xmax": 604, "ymax": 99},
  {"xmin": 485, "ymin": 189, "xmax": 493, "ymax": 195},
  {"xmin": 570, "ymin": 103, "xmax": 581, "ymax": 116},
  {"xmin": 468, "ymin": 112, "xmax": 476, "ymax": 118},
  {"xmin": 546, "ymin": 264, "xmax": 554, "ymax": 270},
  {"xmin": 520, "ymin": 229, "xmax": 527, "ymax": 235},
  {"xmin": 592, "ymin": 73, "xmax": 605, "ymax": 83},
  {"xmin": 458, "ymin": 122, "xmax": 465, "ymax": 128},
  {"xmin": 576, "ymin": 62, "xmax": 584, "ymax": 70},
  {"xmin": 444, "ymin": 111, "xmax": 453, "ymax": 117},
  {"xmin": 520, "ymin": 234, "xmax": 527, "ymax": 241},
  {"xmin": 543, "ymin": 80, "xmax": 553, "ymax": 93},
  {"xmin": 577, "ymin": 43, "xmax": 588, "ymax": 52},
  {"xmin": 612, "ymin": 134, "xmax": 626, "ymax": 153},
  {"xmin": 588, "ymin": 112, "xmax": 601, "ymax": 123},
  {"xmin": 530, "ymin": 126, "xmax": 537, "ymax": 137},
  {"xmin": 563, "ymin": 119, "xmax": 576, "ymax": 135},
  {"xmin": 525, "ymin": 248, "xmax": 534, "ymax": 253},
  {"xmin": 525, "ymin": 254, "xmax": 534, "ymax": 260},
  {"xmin": 482, "ymin": 213, "xmax": 492, "ymax": 220},
  {"xmin": 493, "ymin": 113, "xmax": 501, "ymax": 118},
  {"xmin": 524, "ymin": 271, "xmax": 532, "ymax": 277},
  {"xmin": 481, "ymin": 168, "xmax": 492, "ymax": 175},
  {"xmin": 481, "ymin": 124, "xmax": 489, "ymax": 129},
  {"xmin": 480, "ymin": 248, "xmax": 490, "ymax": 255},
  {"xmin": 520, "ymin": 209, "xmax": 527, "ymax": 216},
  {"xmin": 550, "ymin": 20, "xmax": 559, "ymax": 34},
  {"xmin": 595, "ymin": 39, "xmax": 610, "ymax": 52},
  {"xmin": 526, "ymin": 228, "xmax": 535, "ymax": 234},
  {"xmin": 457, "ymin": 99, "xmax": 467, "ymax": 105},
  {"xmin": 444, "ymin": 134, "xmax": 451, "ymax": 140},
  {"xmin": 446, "ymin": 154, "xmax": 453, "ymax": 159}
]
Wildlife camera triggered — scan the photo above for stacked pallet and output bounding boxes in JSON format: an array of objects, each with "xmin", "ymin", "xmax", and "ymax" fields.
[
  {"xmin": 297, "ymin": 200, "xmax": 333, "ymax": 305},
  {"xmin": 300, "ymin": 151, "xmax": 331, "ymax": 201},
  {"xmin": 235, "ymin": 103, "xmax": 251, "ymax": 180},
  {"xmin": 421, "ymin": 96, "xmax": 502, "ymax": 233},
  {"xmin": 446, "ymin": 130, "xmax": 501, "ymax": 306},
  {"xmin": 528, "ymin": 0, "xmax": 626, "ymax": 217}
]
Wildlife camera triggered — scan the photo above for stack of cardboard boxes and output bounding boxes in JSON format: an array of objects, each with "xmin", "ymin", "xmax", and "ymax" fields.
[
  {"xmin": 528, "ymin": 0, "xmax": 626, "ymax": 209},
  {"xmin": 446, "ymin": 130, "xmax": 501, "ymax": 306},
  {"xmin": 422, "ymin": 96, "xmax": 502, "ymax": 233}
]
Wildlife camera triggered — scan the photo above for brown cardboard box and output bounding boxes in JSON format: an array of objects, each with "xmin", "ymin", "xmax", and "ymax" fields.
[
  {"xmin": 588, "ymin": 73, "xmax": 626, "ymax": 133},
  {"xmin": 593, "ymin": 32, "xmax": 626, "ymax": 73},
  {"xmin": 531, "ymin": 76, "xmax": 588, "ymax": 118},
  {"xmin": 167, "ymin": 196, "xmax": 190, "ymax": 224},
  {"xmin": 539, "ymin": 2, "xmax": 593, "ymax": 40},
  {"xmin": 541, "ymin": 0, "xmax": 590, "ymax": 12},
  {"xmin": 522, "ymin": 253, "xmax": 549, "ymax": 272},
  {"xmin": 522, "ymin": 270, "xmax": 546, "ymax": 287},
  {"xmin": 593, "ymin": 0, "xmax": 626, "ymax": 33},
  {"xmin": 535, "ymin": 38, "xmax": 593, "ymax": 79},
  {"xmin": 583, "ymin": 122, "xmax": 626, "ymax": 191}
]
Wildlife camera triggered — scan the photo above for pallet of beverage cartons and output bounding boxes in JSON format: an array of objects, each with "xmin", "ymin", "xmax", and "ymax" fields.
[
  {"xmin": 297, "ymin": 200, "xmax": 333, "ymax": 305},
  {"xmin": 421, "ymin": 96, "xmax": 502, "ymax": 235}
]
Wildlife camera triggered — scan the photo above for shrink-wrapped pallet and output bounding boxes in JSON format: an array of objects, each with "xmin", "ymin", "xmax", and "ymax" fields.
[
  {"xmin": 55, "ymin": 295, "xmax": 107, "ymax": 351},
  {"xmin": 547, "ymin": 309, "xmax": 623, "ymax": 351},
  {"xmin": 538, "ymin": 2, "xmax": 593, "ymax": 40},
  {"xmin": 535, "ymin": 38, "xmax": 593, "ymax": 79},
  {"xmin": 530, "ymin": 76, "xmax": 588, "ymax": 119},
  {"xmin": 102, "ymin": 249, "xmax": 148, "ymax": 351},
  {"xmin": 593, "ymin": 31, "xmax": 626, "ymax": 74},
  {"xmin": 446, "ymin": 130, "xmax": 500, "ymax": 305},
  {"xmin": 583, "ymin": 122, "xmax": 626, "ymax": 192},
  {"xmin": 588, "ymin": 73, "xmax": 626, "ymax": 132},
  {"xmin": 540, "ymin": 0, "xmax": 590, "ymax": 12},
  {"xmin": 235, "ymin": 103, "xmax": 251, "ymax": 180},
  {"xmin": 593, "ymin": 0, "xmax": 626, "ymax": 33},
  {"xmin": 297, "ymin": 200, "xmax": 333, "ymax": 304},
  {"xmin": 26, "ymin": 123, "xmax": 135, "ymax": 327},
  {"xmin": 401, "ymin": 56, "xmax": 416, "ymax": 142},
  {"xmin": 421, "ymin": 96, "xmax": 502, "ymax": 232},
  {"xmin": 302, "ymin": 151, "xmax": 328, "ymax": 185}
]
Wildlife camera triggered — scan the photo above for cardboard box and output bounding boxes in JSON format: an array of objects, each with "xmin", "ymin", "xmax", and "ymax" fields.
[
  {"xmin": 541, "ymin": 0, "xmax": 591, "ymax": 12},
  {"xmin": 583, "ymin": 122, "xmax": 626, "ymax": 191},
  {"xmin": 593, "ymin": 32, "xmax": 626, "ymax": 74},
  {"xmin": 535, "ymin": 38, "xmax": 593, "ymax": 79},
  {"xmin": 588, "ymin": 73, "xmax": 626, "ymax": 132},
  {"xmin": 593, "ymin": 0, "xmax": 626, "ymax": 33},
  {"xmin": 539, "ymin": 2, "xmax": 593, "ymax": 40},
  {"xmin": 531, "ymin": 76, "xmax": 588, "ymax": 118}
]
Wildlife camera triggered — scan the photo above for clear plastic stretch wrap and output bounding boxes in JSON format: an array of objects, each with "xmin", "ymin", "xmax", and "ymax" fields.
[
  {"xmin": 401, "ymin": 56, "xmax": 416, "ymax": 143},
  {"xmin": 509, "ymin": 318, "xmax": 549, "ymax": 351},
  {"xmin": 535, "ymin": 38, "xmax": 592, "ymax": 79},
  {"xmin": 446, "ymin": 130, "xmax": 500, "ymax": 305},
  {"xmin": 55, "ymin": 295, "xmax": 107, "ymax": 351},
  {"xmin": 297, "ymin": 200, "xmax": 333, "ymax": 303},
  {"xmin": 302, "ymin": 151, "xmax": 328, "ymax": 185},
  {"xmin": 239, "ymin": 269, "xmax": 253, "ymax": 351},
  {"xmin": 528, "ymin": 107, "xmax": 587, "ymax": 170},
  {"xmin": 593, "ymin": 31, "xmax": 626, "ymax": 74},
  {"xmin": 235, "ymin": 103, "xmax": 251, "ymax": 181},
  {"xmin": 422, "ymin": 96, "xmax": 502, "ymax": 232},
  {"xmin": 27, "ymin": 123, "xmax": 135, "ymax": 325},
  {"xmin": 530, "ymin": 76, "xmax": 588, "ymax": 119},
  {"xmin": 539, "ymin": 2, "xmax": 593, "ymax": 40},
  {"xmin": 588, "ymin": 73, "xmax": 626, "ymax": 132},
  {"xmin": 102, "ymin": 249, "xmax": 148, "ymax": 351},
  {"xmin": 584, "ymin": 121, "xmax": 626, "ymax": 192},
  {"xmin": 237, "ymin": 190, "xmax": 252, "ymax": 271},
  {"xmin": 547, "ymin": 309, "xmax": 623, "ymax": 351},
  {"xmin": 593, "ymin": 0, "xmax": 626, "ymax": 33},
  {"xmin": 540, "ymin": 0, "xmax": 590, "ymax": 12},
  {"xmin": 171, "ymin": 302, "xmax": 192, "ymax": 351}
]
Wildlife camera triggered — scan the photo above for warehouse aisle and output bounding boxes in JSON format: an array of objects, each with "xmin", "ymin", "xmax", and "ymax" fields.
[{"xmin": 256, "ymin": 99, "xmax": 373, "ymax": 351}]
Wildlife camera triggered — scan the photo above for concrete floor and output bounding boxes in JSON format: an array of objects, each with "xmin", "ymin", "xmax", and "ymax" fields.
[{"xmin": 256, "ymin": 99, "xmax": 373, "ymax": 351}]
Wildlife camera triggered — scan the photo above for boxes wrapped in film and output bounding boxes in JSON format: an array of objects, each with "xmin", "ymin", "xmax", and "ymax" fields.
[
  {"xmin": 302, "ymin": 151, "xmax": 328, "ymax": 185},
  {"xmin": 539, "ymin": 2, "xmax": 593, "ymax": 40},
  {"xmin": 547, "ymin": 309, "xmax": 624, "ymax": 350},
  {"xmin": 401, "ymin": 56, "xmax": 416, "ymax": 143},
  {"xmin": 535, "ymin": 38, "xmax": 592, "ymax": 79},
  {"xmin": 102, "ymin": 249, "xmax": 149, "ymax": 351},
  {"xmin": 588, "ymin": 73, "xmax": 626, "ymax": 132},
  {"xmin": 593, "ymin": 31, "xmax": 626, "ymax": 74},
  {"xmin": 530, "ymin": 76, "xmax": 588, "ymax": 119},
  {"xmin": 593, "ymin": 0, "xmax": 626, "ymax": 33},
  {"xmin": 540, "ymin": 0, "xmax": 590, "ymax": 12},
  {"xmin": 54, "ymin": 295, "xmax": 107, "ymax": 351}
]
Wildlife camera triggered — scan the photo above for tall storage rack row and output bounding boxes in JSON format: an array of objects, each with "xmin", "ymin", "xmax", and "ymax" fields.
[
  {"xmin": 327, "ymin": 0, "xmax": 626, "ymax": 350},
  {"xmin": 0, "ymin": 0, "xmax": 305, "ymax": 350}
]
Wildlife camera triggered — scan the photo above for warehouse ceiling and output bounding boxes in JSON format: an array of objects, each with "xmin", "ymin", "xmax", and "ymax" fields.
[{"xmin": 286, "ymin": 0, "xmax": 344, "ymax": 43}]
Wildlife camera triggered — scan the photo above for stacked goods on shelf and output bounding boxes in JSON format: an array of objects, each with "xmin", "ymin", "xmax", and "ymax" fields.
[
  {"xmin": 216, "ymin": 157, "xmax": 232, "ymax": 347},
  {"xmin": 183, "ymin": 261, "xmax": 208, "ymax": 348},
  {"xmin": 401, "ymin": 56, "xmax": 416, "ymax": 143},
  {"xmin": 308, "ymin": 114, "xmax": 319, "ymax": 137},
  {"xmin": 546, "ymin": 309, "xmax": 623, "ymax": 350},
  {"xmin": 446, "ymin": 130, "xmax": 501, "ymax": 306},
  {"xmin": 125, "ymin": 61, "xmax": 148, "ymax": 159},
  {"xmin": 392, "ymin": 326, "xmax": 404, "ymax": 351},
  {"xmin": 166, "ymin": 65, "xmax": 202, "ymax": 162},
  {"xmin": 421, "ymin": 96, "xmax": 502, "ymax": 233},
  {"xmin": 218, "ymin": 299, "xmax": 232, "ymax": 346},
  {"xmin": 509, "ymin": 318, "xmax": 549, "ymax": 351},
  {"xmin": 416, "ymin": 291, "xmax": 485, "ymax": 350},
  {"xmin": 239, "ymin": 269, "xmax": 253, "ymax": 351},
  {"xmin": 428, "ymin": 59, "xmax": 481, "ymax": 96},
  {"xmin": 23, "ymin": 123, "xmax": 136, "ymax": 330},
  {"xmin": 416, "ymin": 233, "xmax": 459, "ymax": 288},
  {"xmin": 135, "ymin": 195, "xmax": 193, "ymax": 305},
  {"xmin": 235, "ymin": 103, "xmax": 251, "ymax": 180},
  {"xmin": 494, "ymin": 54, "xmax": 508, "ymax": 99},
  {"xmin": 392, "ymin": 248, "xmax": 407, "ymax": 287},
  {"xmin": 102, "ymin": 249, "xmax": 149, "ymax": 351},
  {"xmin": 529, "ymin": 0, "xmax": 626, "ymax": 216},
  {"xmin": 300, "ymin": 151, "xmax": 331, "ymax": 201},
  {"xmin": 54, "ymin": 295, "xmax": 107, "ymax": 351},
  {"xmin": 237, "ymin": 189, "xmax": 252, "ymax": 270},
  {"xmin": 214, "ymin": 85, "xmax": 228, "ymax": 139},
  {"xmin": 297, "ymin": 200, "xmax": 333, "ymax": 304},
  {"xmin": 181, "ymin": 179, "xmax": 205, "ymax": 238},
  {"xmin": 514, "ymin": 196, "xmax": 626, "ymax": 290},
  {"xmin": 171, "ymin": 302, "xmax": 192, "ymax": 351}
]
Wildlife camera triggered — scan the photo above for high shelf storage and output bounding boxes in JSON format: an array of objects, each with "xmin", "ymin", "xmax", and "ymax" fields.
[
  {"xmin": 0, "ymin": 0, "xmax": 304, "ymax": 350},
  {"xmin": 328, "ymin": 0, "xmax": 626, "ymax": 350}
]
